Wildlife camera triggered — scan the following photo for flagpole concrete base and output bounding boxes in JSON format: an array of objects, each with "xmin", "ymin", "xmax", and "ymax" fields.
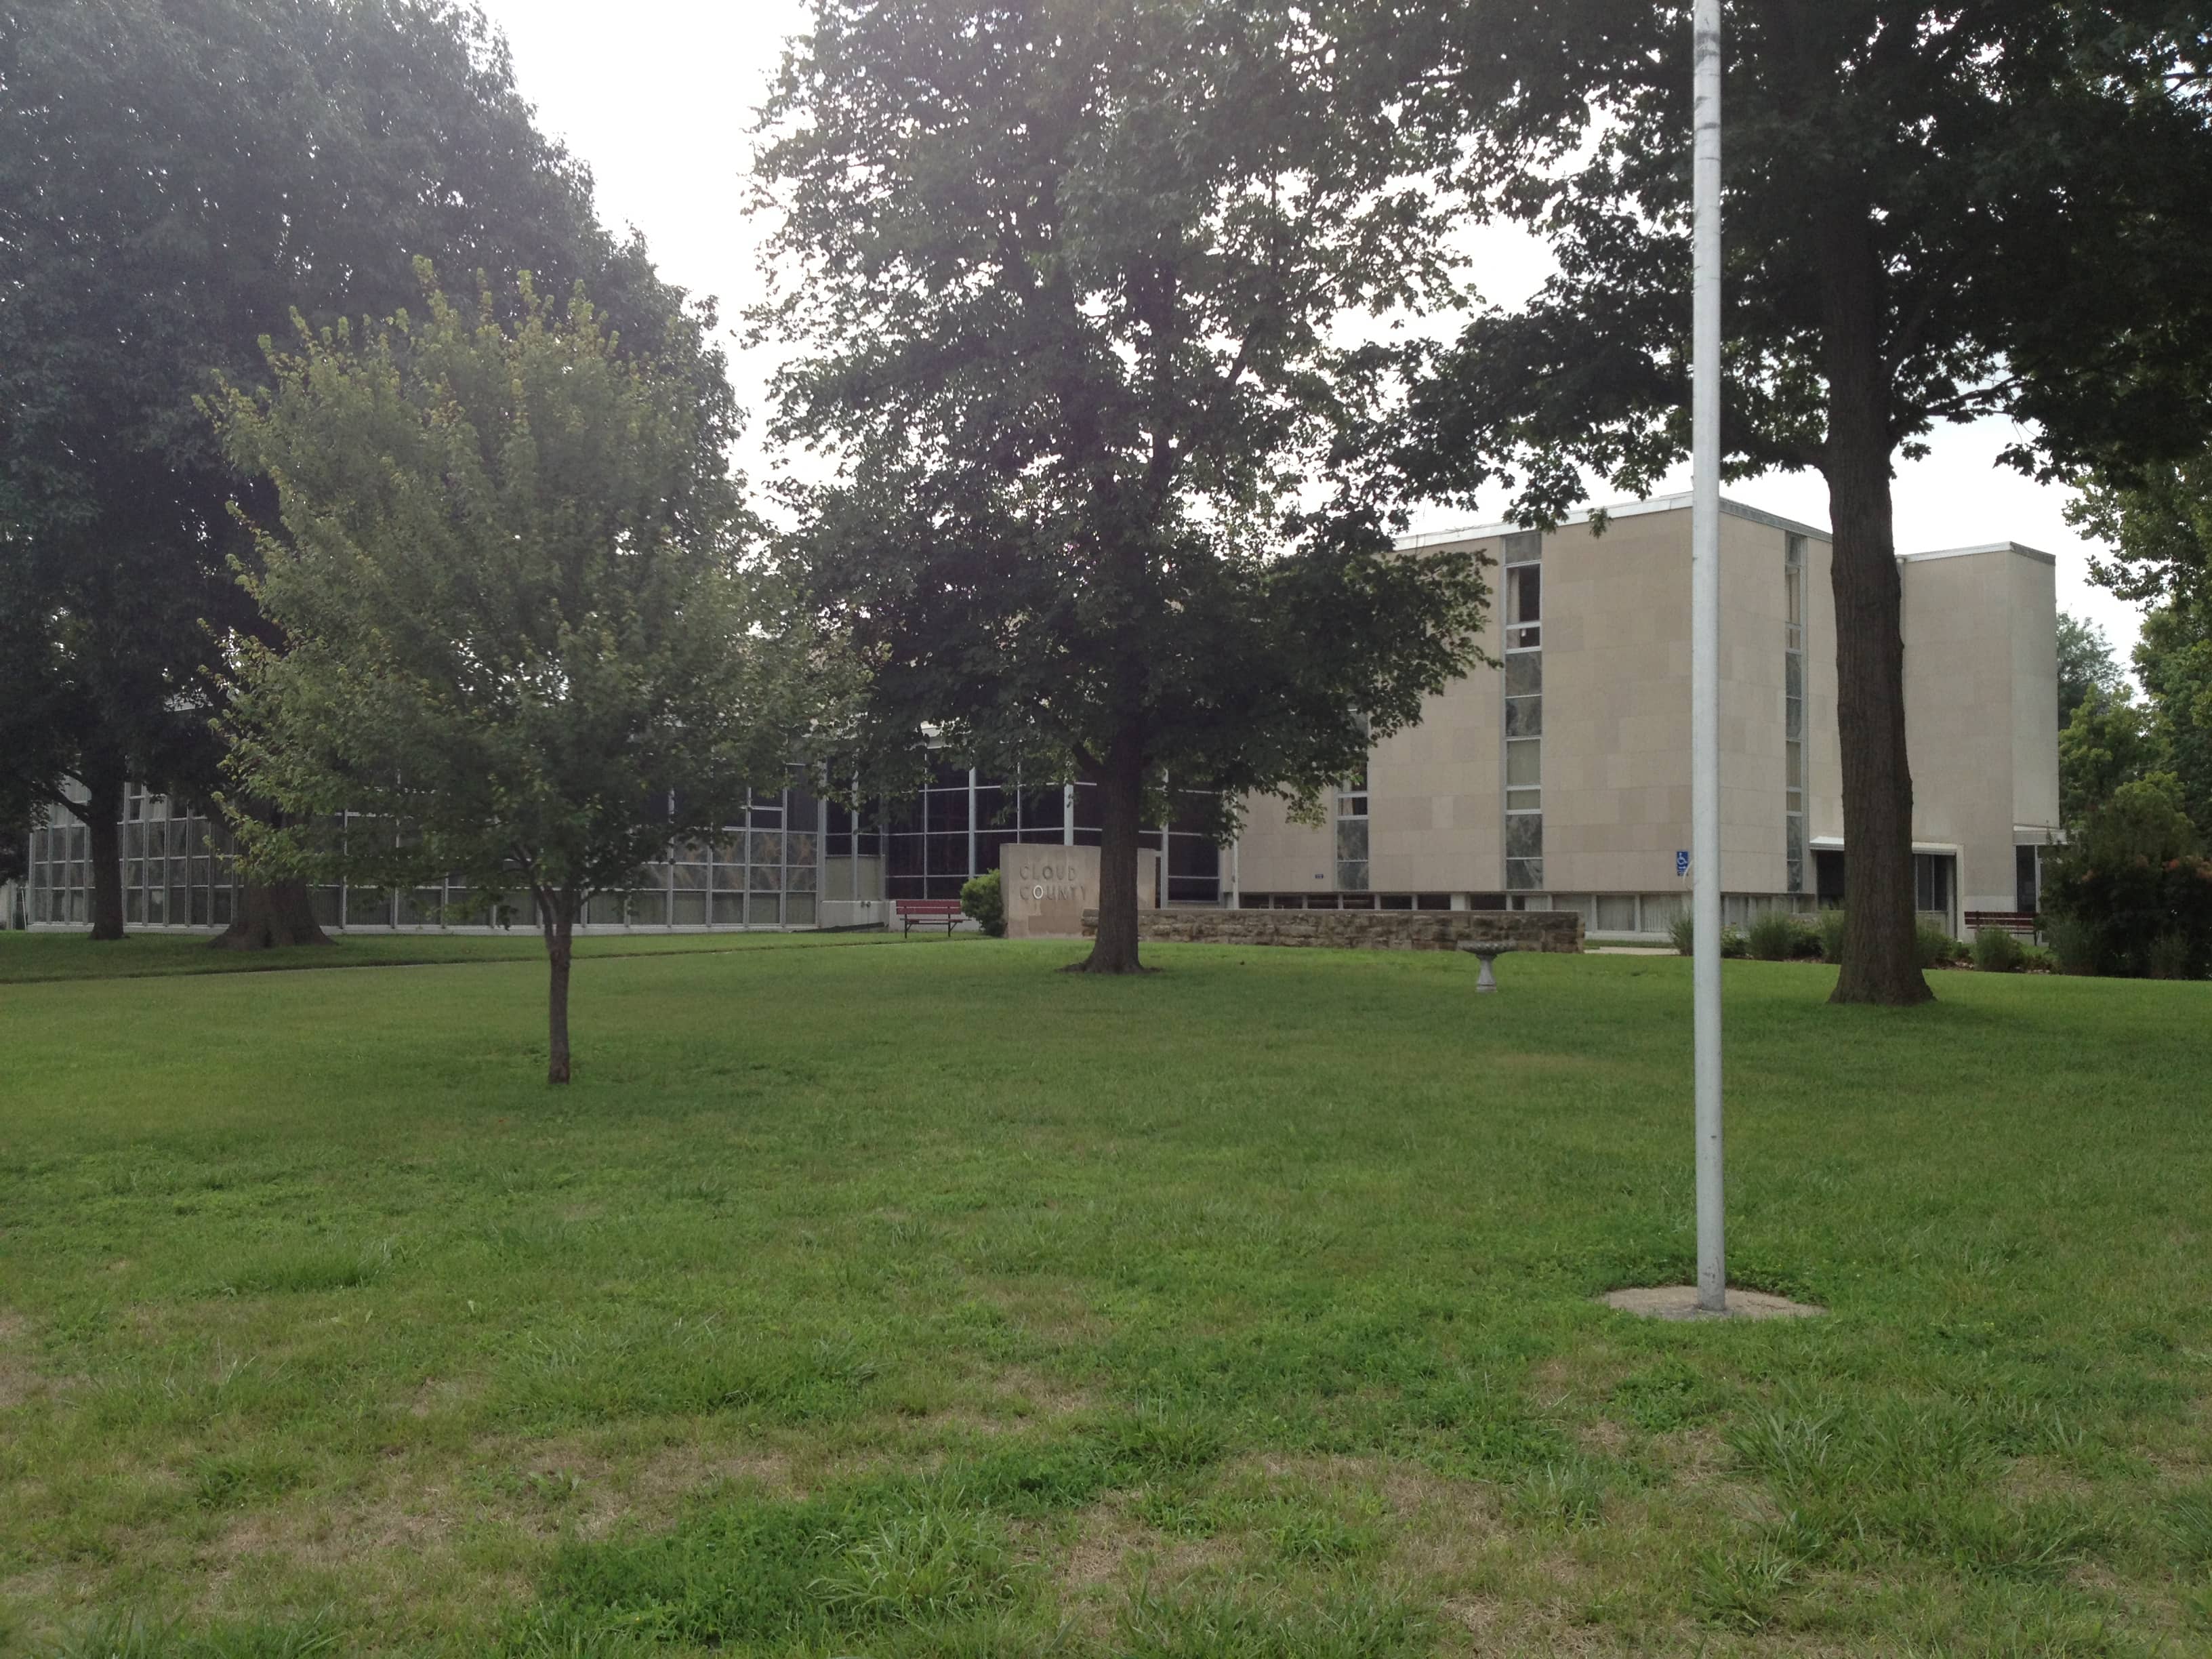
[{"xmin": 1600, "ymin": 1286, "xmax": 1824, "ymax": 1322}]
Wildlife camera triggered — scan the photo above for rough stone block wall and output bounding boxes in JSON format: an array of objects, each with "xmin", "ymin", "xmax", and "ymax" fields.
[{"xmin": 1080, "ymin": 907, "xmax": 1584, "ymax": 953}]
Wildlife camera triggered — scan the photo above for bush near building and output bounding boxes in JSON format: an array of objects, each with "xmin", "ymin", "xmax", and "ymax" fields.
[
  {"xmin": 1973, "ymin": 926, "xmax": 2026, "ymax": 973},
  {"xmin": 960, "ymin": 871, "xmax": 1005, "ymax": 939},
  {"xmin": 1666, "ymin": 914, "xmax": 1748, "ymax": 958},
  {"xmin": 1747, "ymin": 909, "xmax": 1823, "ymax": 962},
  {"xmin": 2041, "ymin": 779, "xmax": 2212, "ymax": 979}
]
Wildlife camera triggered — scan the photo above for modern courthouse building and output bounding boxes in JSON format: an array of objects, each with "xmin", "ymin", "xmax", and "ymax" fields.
[{"xmin": 19, "ymin": 496, "xmax": 2061, "ymax": 941}]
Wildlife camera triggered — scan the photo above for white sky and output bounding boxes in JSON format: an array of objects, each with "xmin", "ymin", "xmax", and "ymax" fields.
[{"xmin": 481, "ymin": 0, "xmax": 2145, "ymax": 666}]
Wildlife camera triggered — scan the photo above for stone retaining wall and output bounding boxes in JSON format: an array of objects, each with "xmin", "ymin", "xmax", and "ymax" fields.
[{"xmin": 1080, "ymin": 907, "xmax": 1584, "ymax": 953}]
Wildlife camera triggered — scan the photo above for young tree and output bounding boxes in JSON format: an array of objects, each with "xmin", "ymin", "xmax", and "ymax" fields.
[
  {"xmin": 214, "ymin": 279, "xmax": 818, "ymax": 1083},
  {"xmin": 1374, "ymin": 1, "xmax": 2212, "ymax": 1005},
  {"xmin": 757, "ymin": 0, "xmax": 1490, "ymax": 973},
  {"xmin": 0, "ymin": 0, "xmax": 724, "ymax": 945}
]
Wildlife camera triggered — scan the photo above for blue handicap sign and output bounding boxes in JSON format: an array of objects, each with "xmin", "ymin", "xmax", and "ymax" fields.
[{"xmin": 1677, "ymin": 850, "xmax": 1691, "ymax": 878}]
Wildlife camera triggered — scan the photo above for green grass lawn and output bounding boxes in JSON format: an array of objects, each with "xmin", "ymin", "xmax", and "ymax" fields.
[{"xmin": 1, "ymin": 937, "xmax": 2208, "ymax": 1657}]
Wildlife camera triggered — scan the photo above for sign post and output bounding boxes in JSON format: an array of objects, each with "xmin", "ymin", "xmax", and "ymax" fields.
[{"xmin": 1690, "ymin": 0, "xmax": 1727, "ymax": 1315}]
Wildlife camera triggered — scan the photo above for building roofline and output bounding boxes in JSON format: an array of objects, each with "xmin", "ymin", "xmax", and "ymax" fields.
[
  {"xmin": 1397, "ymin": 492, "xmax": 1832, "ymax": 550},
  {"xmin": 1400, "ymin": 499, "xmax": 2055, "ymax": 567},
  {"xmin": 1898, "ymin": 541, "xmax": 2058, "ymax": 567}
]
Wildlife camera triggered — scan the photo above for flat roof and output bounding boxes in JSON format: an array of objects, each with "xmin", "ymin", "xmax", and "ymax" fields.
[
  {"xmin": 1399, "ymin": 493, "xmax": 1830, "ymax": 550},
  {"xmin": 1400, "ymin": 496, "xmax": 2046, "ymax": 563},
  {"xmin": 1899, "ymin": 541, "xmax": 2058, "ymax": 567}
]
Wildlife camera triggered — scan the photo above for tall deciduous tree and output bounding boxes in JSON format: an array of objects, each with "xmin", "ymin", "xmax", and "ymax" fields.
[
  {"xmin": 2056, "ymin": 612, "xmax": 2125, "ymax": 733},
  {"xmin": 1374, "ymin": 1, "xmax": 2212, "ymax": 1004},
  {"xmin": 0, "ymin": 0, "xmax": 726, "ymax": 945},
  {"xmin": 214, "ymin": 278, "xmax": 819, "ymax": 1084},
  {"xmin": 2072, "ymin": 441, "xmax": 2212, "ymax": 833},
  {"xmin": 2073, "ymin": 438, "xmax": 2212, "ymax": 615},
  {"xmin": 756, "ymin": 0, "xmax": 1490, "ymax": 973}
]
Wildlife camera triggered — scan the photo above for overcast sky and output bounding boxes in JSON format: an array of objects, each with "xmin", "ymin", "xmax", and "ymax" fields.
[{"xmin": 481, "ymin": 0, "xmax": 2145, "ymax": 663}]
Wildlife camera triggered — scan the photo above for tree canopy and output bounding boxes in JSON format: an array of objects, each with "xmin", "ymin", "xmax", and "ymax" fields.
[
  {"xmin": 1370, "ymin": 0, "xmax": 2212, "ymax": 1004},
  {"xmin": 0, "ymin": 0, "xmax": 727, "ymax": 941},
  {"xmin": 756, "ymin": 0, "xmax": 1490, "ymax": 972},
  {"xmin": 2070, "ymin": 432, "xmax": 2212, "ymax": 838},
  {"xmin": 214, "ymin": 277, "xmax": 821, "ymax": 1082},
  {"xmin": 2072, "ymin": 437, "xmax": 2212, "ymax": 613},
  {"xmin": 2056, "ymin": 612, "xmax": 2125, "ymax": 733}
]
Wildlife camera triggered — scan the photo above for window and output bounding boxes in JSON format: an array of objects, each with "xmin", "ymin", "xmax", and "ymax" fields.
[
  {"xmin": 1784, "ymin": 535, "xmax": 1807, "ymax": 894},
  {"xmin": 2015, "ymin": 844, "xmax": 2042, "ymax": 915},
  {"xmin": 1594, "ymin": 895, "xmax": 1639, "ymax": 933},
  {"xmin": 1506, "ymin": 562, "xmax": 1542, "ymax": 651},
  {"xmin": 1504, "ymin": 652, "xmax": 1542, "ymax": 735},
  {"xmin": 1336, "ymin": 758, "xmax": 1370, "ymax": 892},
  {"xmin": 1914, "ymin": 852, "xmax": 1954, "ymax": 918},
  {"xmin": 1502, "ymin": 533, "xmax": 1543, "ymax": 891},
  {"xmin": 1505, "ymin": 738, "xmax": 1541, "ymax": 811}
]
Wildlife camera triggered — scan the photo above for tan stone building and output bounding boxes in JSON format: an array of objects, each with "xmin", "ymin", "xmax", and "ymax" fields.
[{"xmin": 1230, "ymin": 496, "xmax": 2060, "ymax": 941}]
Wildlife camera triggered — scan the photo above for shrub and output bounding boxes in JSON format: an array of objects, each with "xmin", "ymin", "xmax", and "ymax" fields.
[
  {"xmin": 1817, "ymin": 907, "xmax": 1847, "ymax": 964},
  {"xmin": 1667, "ymin": 914, "xmax": 1751, "ymax": 958},
  {"xmin": 959, "ymin": 872, "xmax": 1005, "ymax": 938},
  {"xmin": 1973, "ymin": 926, "xmax": 2024, "ymax": 972},
  {"xmin": 1747, "ymin": 909, "xmax": 1805, "ymax": 962},
  {"xmin": 2016, "ymin": 941, "xmax": 2057, "ymax": 972},
  {"xmin": 1915, "ymin": 918, "xmax": 1962, "ymax": 968},
  {"xmin": 2042, "ymin": 779, "xmax": 2212, "ymax": 977},
  {"xmin": 2043, "ymin": 912, "xmax": 2104, "ymax": 976},
  {"xmin": 2147, "ymin": 930, "xmax": 2197, "ymax": 981},
  {"xmin": 1807, "ymin": 907, "xmax": 1959, "ymax": 968}
]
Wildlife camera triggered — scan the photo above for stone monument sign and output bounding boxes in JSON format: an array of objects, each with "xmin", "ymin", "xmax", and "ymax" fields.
[{"xmin": 1000, "ymin": 843, "xmax": 1160, "ymax": 939}]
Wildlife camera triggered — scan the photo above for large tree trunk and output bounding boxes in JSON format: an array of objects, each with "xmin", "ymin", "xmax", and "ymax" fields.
[
  {"xmin": 211, "ymin": 801, "xmax": 333, "ymax": 949},
  {"xmin": 213, "ymin": 877, "xmax": 332, "ymax": 950},
  {"xmin": 82, "ymin": 755, "xmax": 127, "ymax": 941},
  {"xmin": 1071, "ymin": 730, "xmax": 1149, "ymax": 974},
  {"xmin": 541, "ymin": 888, "xmax": 576, "ymax": 1084},
  {"xmin": 1818, "ymin": 203, "xmax": 1931, "ymax": 1007}
]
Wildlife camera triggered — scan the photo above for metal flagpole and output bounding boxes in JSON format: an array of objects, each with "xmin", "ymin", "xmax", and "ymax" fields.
[{"xmin": 1691, "ymin": 0, "xmax": 1727, "ymax": 1314}]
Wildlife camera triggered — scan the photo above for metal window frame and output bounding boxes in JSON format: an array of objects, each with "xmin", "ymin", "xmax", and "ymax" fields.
[{"xmin": 1502, "ymin": 535, "xmax": 1544, "ymax": 893}]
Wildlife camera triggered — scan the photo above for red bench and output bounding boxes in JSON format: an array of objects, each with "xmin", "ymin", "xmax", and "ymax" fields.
[{"xmin": 894, "ymin": 899, "xmax": 965, "ymax": 937}]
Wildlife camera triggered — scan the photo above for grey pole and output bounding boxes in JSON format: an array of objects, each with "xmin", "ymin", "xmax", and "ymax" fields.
[{"xmin": 1691, "ymin": 0, "xmax": 1727, "ymax": 1314}]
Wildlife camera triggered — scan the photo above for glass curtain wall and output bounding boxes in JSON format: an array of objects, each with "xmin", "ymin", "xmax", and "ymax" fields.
[
  {"xmin": 321, "ymin": 783, "xmax": 819, "ymax": 930},
  {"xmin": 876, "ymin": 764, "xmax": 1221, "ymax": 903},
  {"xmin": 30, "ymin": 781, "xmax": 823, "ymax": 931},
  {"xmin": 26, "ymin": 790, "xmax": 241, "ymax": 927},
  {"xmin": 24, "ymin": 802, "xmax": 87, "ymax": 925},
  {"xmin": 28, "ymin": 767, "xmax": 1226, "ymax": 925}
]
